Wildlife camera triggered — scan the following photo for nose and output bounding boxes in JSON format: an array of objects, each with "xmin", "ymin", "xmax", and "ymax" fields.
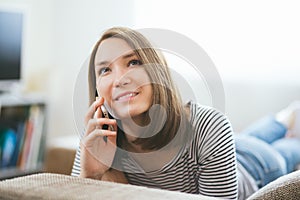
[{"xmin": 113, "ymin": 68, "xmax": 131, "ymax": 88}]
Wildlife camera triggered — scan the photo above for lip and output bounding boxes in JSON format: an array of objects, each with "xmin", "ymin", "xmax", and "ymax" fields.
[{"xmin": 114, "ymin": 91, "xmax": 139, "ymax": 102}]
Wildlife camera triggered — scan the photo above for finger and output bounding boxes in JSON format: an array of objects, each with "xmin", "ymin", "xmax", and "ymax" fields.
[
  {"xmin": 85, "ymin": 118, "xmax": 101, "ymax": 135},
  {"xmin": 84, "ymin": 97, "xmax": 105, "ymax": 125},
  {"xmin": 106, "ymin": 119, "xmax": 117, "ymax": 131},
  {"xmin": 86, "ymin": 118, "xmax": 117, "ymax": 135},
  {"xmin": 95, "ymin": 97, "xmax": 105, "ymax": 119},
  {"xmin": 83, "ymin": 129, "xmax": 117, "ymax": 144},
  {"xmin": 95, "ymin": 106, "xmax": 102, "ymax": 119},
  {"xmin": 94, "ymin": 129, "xmax": 117, "ymax": 137},
  {"xmin": 111, "ymin": 120, "xmax": 118, "ymax": 132},
  {"xmin": 107, "ymin": 133, "xmax": 117, "ymax": 146}
]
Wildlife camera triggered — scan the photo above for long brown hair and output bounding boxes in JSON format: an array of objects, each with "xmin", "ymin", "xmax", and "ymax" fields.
[{"xmin": 88, "ymin": 27, "xmax": 188, "ymax": 150}]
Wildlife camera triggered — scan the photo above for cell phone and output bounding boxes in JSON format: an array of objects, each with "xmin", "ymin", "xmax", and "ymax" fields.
[
  {"xmin": 100, "ymin": 104, "xmax": 114, "ymax": 131},
  {"xmin": 95, "ymin": 91, "xmax": 115, "ymax": 141}
]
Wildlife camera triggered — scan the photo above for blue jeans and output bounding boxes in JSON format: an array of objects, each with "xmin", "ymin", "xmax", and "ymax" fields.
[{"xmin": 235, "ymin": 116, "xmax": 300, "ymax": 188}]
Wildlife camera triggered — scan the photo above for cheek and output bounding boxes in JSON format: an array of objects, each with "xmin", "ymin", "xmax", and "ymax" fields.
[
  {"xmin": 142, "ymin": 85, "xmax": 153, "ymax": 105},
  {"xmin": 96, "ymin": 78, "xmax": 111, "ymax": 98},
  {"xmin": 146, "ymin": 85, "xmax": 153, "ymax": 97},
  {"xmin": 134, "ymin": 69, "xmax": 151, "ymax": 86}
]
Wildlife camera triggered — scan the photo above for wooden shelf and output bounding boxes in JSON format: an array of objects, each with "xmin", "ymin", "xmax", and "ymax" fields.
[{"xmin": 0, "ymin": 165, "xmax": 43, "ymax": 180}]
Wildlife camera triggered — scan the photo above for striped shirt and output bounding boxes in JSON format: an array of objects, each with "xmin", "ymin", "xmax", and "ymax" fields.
[{"xmin": 72, "ymin": 102, "xmax": 238, "ymax": 199}]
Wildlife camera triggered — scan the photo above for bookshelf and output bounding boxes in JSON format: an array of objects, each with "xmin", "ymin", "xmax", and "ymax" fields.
[{"xmin": 0, "ymin": 93, "xmax": 47, "ymax": 179}]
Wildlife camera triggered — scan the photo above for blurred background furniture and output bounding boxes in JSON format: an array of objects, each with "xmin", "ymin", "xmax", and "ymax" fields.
[
  {"xmin": 44, "ymin": 136, "xmax": 78, "ymax": 175},
  {"xmin": 0, "ymin": 94, "xmax": 47, "ymax": 180}
]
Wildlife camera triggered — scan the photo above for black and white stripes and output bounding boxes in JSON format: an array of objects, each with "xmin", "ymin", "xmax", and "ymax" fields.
[{"xmin": 71, "ymin": 102, "xmax": 238, "ymax": 199}]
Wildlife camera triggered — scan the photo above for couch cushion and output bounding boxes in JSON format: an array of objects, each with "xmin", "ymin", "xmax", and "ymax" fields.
[
  {"xmin": 0, "ymin": 173, "xmax": 213, "ymax": 200},
  {"xmin": 247, "ymin": 170, "xmax": 300, "ymax": 200}
]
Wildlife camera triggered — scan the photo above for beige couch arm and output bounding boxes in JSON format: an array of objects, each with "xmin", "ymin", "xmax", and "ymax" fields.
[
  {"xmin": 0, "ymin": 173, "xmax": 214, "ymax": 200},
  {"xmin": 247, "ymin": 170, "xmax": 300, "ymax": 200}
]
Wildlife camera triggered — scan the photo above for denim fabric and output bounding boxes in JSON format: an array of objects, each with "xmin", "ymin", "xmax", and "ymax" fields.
[
  {"xmin": 235, "ymin": 116, "xmax": 300, "ymax": 188},
  {"xmin": 240, "ymin": 116, "xmax": 287, "ymax": 144},
  {"xmin": 272, "ymin": 138, "xmax": 300, "ymax": 173},
  {"xmin": 235, "ymin": 135, "xmax": 286, "ymax": 187}
]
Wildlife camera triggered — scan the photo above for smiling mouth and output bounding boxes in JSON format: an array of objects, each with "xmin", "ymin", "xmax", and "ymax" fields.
[{"xmin": 115, "ymin": 92, "xmax": 139, "ymax": 102}]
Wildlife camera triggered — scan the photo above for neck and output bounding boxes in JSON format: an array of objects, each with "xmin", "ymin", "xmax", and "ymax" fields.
[
  {"xmin": 120, "ymin": 112, "xmax": 150, "ymax": 138},
  {"xmin": 118, "ymin": 120, "xmax": 140, "ymax": 153}
]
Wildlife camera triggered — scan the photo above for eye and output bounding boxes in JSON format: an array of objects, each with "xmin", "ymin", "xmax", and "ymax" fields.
[
  {"xmin": 98, "ymin": 67, "xmax": 111, "ymax": 75},
  {"xmin": 128, "ymin": 59, "xmax": 142, "ymax": 67}
]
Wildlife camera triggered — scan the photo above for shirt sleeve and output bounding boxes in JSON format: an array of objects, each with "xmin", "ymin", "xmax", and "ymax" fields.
[
  {"xmin": 192, "ymin": 105, "xmax": 238, "ymax": 199},
  {"xmin": 71, "ymin": 128, "xmax": 85, "ymax": 177},
  {"xmin": 71, "ymin": 146, "xmax": 81, "ymax": 176}
]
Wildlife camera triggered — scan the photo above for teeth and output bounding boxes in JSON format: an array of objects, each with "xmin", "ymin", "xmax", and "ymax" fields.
[{"xmin": 118, "ymin": 93, "xmax": 136, "ymax": 100}]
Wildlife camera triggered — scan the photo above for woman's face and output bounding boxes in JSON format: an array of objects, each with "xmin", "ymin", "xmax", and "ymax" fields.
[{"xmin": 94, "ymin": 38, "xmax": 153, "ymax": 122}]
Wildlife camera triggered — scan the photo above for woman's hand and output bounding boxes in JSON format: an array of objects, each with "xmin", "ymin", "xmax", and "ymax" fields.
[{"xmin": 79, "ymin": 97, "xmax": 118, "ymax": 179}]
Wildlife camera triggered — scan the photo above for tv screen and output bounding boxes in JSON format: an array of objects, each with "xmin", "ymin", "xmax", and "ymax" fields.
[{"xmin": 0, "ymin": 10, "xmax": 23, "ymax": 88}]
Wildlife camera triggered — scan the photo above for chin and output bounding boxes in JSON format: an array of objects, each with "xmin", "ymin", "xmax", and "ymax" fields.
[{"xmin": 112, "ymin": 103, "xmax": 149, "ymax": 120}]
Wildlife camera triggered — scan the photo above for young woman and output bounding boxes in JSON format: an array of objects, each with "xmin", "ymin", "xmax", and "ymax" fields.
[
  {"xmin": 71, "ymin": 27, "xmax": 300, "ymax": 200},
  {"xmin": 72, "ymin": 27, "xmax": 238, "ymax": 199}
]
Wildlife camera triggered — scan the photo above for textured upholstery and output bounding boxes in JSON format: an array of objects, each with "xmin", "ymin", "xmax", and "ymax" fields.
[
  {"xmin": 1, "ymin": 171, "xmax": 299, "ymax": 199},
  {"xmin": 0, "ymin": 173, "xmax": 213, "ymax": 200},
  {"xmin": 247, "ymin": 170, "xmax": 300, "ymax": 200}
]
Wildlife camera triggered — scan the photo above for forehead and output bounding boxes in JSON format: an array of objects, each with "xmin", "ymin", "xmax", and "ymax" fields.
[{"xmin": 95, "ymin": 38, "xmax": 133, "ymax": 62}]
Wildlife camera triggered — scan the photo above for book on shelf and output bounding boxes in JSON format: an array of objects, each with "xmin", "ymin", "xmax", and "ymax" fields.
[
  {"xmin": 19, "ymin": 116, "xmax": 34, "ymax": 170},
  {"xmin": 0, "ymin": 102, "xmax": 46, "ymax": 177},
  {"xmin": 11, "ymin": 121, "xmax": 26, "ymax": 166},
  {"xmin": 25, "ymin": 105, "xmax": 45, "ymax": 170},
  {"xmin": 0, "ymin": 128, "xmax": 17, "ymax": 168}
]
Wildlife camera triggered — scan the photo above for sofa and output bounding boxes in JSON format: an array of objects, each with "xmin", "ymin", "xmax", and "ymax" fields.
[
  {"xmin": 247, "ymin": 170, "xmax": 300, "ymax": 199},
  {"xmin": 0, "ymin": 173, "xmax": 214, "ymax": 200},
  {"xmin": 0, "ymin": 169, "xmax": 299, "ymax": 200}
]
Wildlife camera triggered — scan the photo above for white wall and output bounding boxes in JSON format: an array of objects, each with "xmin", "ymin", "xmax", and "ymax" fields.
[
  {"xmin": 134, "ymin": 0, "xmax": 300, "ymax": 80},
  {"xmin": 48, "ymin": 0, "xmax": 135, "ymax": 138},
  {"xmin": 133, "ymin": 0, "xmax": 300, "ymax": 131}
]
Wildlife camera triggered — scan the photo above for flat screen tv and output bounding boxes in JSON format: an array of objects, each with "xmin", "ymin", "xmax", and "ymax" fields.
[{"xmin": 0, "ymin": 9, "xmax": 23, "ymax": 93}]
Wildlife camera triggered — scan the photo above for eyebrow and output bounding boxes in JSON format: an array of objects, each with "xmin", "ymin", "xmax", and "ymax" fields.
[{"xmin": 95, "ymin": 52, "xmax": 137, "ymax": 67}]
